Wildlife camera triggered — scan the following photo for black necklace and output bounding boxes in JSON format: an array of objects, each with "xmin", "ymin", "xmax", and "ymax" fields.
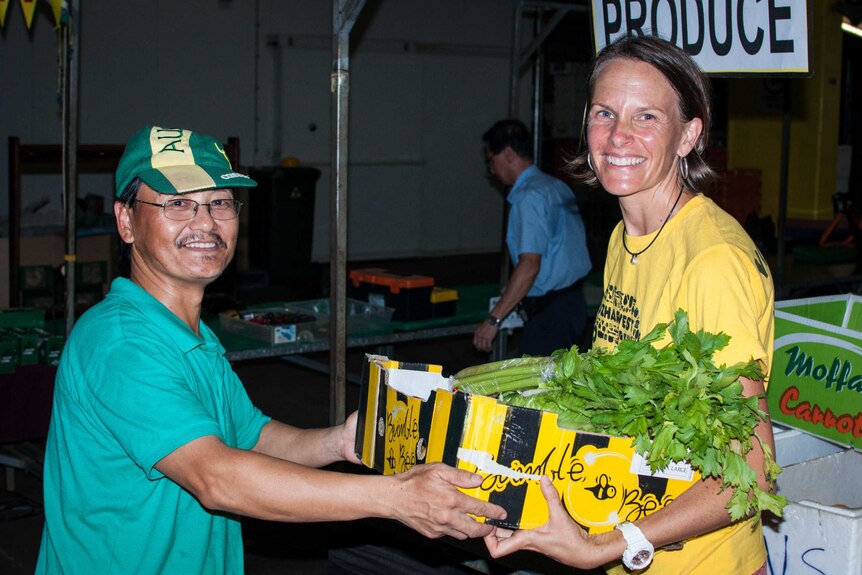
[{"xmin": 622, "ymin": 185, "xmax": 685, "ymax": 265}]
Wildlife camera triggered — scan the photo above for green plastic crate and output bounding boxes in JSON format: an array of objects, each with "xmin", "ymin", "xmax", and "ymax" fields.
[{"xmin": 0, "ymin": 309, "xmax": 46, "ymax": 329}]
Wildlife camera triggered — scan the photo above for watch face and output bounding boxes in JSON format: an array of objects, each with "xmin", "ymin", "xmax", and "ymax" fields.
[{"xmin": 632, "ymin": 549, "xmax": 652, "ymax": 567}]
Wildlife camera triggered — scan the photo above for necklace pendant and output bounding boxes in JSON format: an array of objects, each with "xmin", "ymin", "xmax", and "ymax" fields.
[{"xmin": 630, "ymin": 254, "xmax": 638, "ymax": 265}]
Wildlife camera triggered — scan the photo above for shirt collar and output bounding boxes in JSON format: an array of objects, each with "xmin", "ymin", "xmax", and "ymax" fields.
[
  {"xmin": 507, "ymin": 164, "xmax": 539, "ymax": 203},
  {"xmin": 108, "ymin": 277, "xmax": 213, "ymax": 354}
]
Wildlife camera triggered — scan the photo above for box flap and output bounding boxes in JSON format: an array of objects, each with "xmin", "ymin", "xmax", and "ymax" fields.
[{"xmin": 387, "ymin": 367, "xmax": 451, "ymax": 401}]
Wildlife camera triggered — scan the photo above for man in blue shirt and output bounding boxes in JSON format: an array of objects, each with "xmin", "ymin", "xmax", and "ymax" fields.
[
  {"xmin": 474, "ymin": 119, "xmax": 591, "ymax": 356},
  {"xmin": 37, "ymin": 125, "xmax": 506, "ymax": 574}
]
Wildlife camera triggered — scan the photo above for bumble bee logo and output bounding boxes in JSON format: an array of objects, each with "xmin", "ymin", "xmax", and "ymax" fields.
[
  {"xmin": 585, "ymin": 473, "xmax": 617, "ymax": 501},
  {"xmin": 561, "ymin": 445, "xmax": 669, "ymax": 531}
]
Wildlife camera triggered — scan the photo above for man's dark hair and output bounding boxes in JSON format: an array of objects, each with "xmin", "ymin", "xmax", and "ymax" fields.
[
  {"xmin": 570, "ymin": 34, "xmax": 715, "ymax": 194},
  {"xmin": 482, "ymin": 119, "xmax": 534, "ymax": 162}
]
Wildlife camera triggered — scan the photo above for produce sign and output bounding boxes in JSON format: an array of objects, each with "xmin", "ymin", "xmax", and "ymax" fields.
[
  {"xmin": 590, "ymin": 0, "xmax": 810, "ymax": 75},
  {"xmin": 454, "ymin": 310, "xmax": 786, "ymax": 521},
  {"xmin": 768, "ymin": 294, "xmax": 862, "ymax": 450}
]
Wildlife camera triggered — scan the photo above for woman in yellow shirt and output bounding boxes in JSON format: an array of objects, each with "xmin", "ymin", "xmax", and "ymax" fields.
[{"xmin": 483, "ymin": 34, "xmax": 775, "ymax": 575}]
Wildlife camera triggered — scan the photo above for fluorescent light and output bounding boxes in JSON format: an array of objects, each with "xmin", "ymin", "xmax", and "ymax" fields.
[{"xmin": 842, "ymin": 21, "xmax": 862, "ymax": 39}]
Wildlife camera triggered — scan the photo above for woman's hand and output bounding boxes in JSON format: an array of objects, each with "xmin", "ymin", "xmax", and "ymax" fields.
[{"xmin": 484, "ymin": 476, "xmax": 623, "ymax": 570}]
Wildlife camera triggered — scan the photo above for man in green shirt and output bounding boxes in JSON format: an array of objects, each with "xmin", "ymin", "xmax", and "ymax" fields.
[{"xmin": 36, "ymin": 126, "xmax": 505, "ymax": 574}]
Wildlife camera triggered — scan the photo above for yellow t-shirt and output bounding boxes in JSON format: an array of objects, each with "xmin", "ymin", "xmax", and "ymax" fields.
[{"xmin": 594, "ymin": 194, "xmax": 774, "ymax": 575}]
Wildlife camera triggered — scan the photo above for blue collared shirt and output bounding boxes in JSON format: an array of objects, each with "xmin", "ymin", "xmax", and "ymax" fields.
[{"xmin": 506, "ymin": 165, "xmax": 591, "ymax": 297}]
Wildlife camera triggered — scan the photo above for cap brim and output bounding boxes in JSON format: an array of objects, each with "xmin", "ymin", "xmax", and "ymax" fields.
[{"xmin": 138, "ymin": 164, "xmax": 257, "ymax": 195}]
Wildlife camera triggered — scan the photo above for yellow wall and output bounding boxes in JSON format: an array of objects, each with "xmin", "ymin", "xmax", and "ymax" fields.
[{"xmin": 727, "ymin": 2, "xmax": 843, "ymax": 222}]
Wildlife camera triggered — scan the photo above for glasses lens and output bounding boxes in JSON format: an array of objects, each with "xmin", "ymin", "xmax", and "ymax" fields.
[
  {"xmin": 154, "ymin": 198, "xmax": 241, "ymax": 220},
  {"xmin": 209, "ymin": 199, "xmax": 241, "ymax": 220},
  {"xmin": 163, "ymin": 199, "xmax": 197, "ymax": 221}
]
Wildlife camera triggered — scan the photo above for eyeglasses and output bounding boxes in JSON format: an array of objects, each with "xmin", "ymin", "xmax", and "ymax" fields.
[
  {"xmin": 134, "ymin": 197, "xmax": 243, "ymax": 221},
  {"xmin": 484, "ymin": 151, "xmax": 501, "ymax": 167}
]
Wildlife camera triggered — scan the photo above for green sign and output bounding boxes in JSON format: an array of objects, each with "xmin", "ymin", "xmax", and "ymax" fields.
[{"xmin": 767, "ymin": 294, "xmax": 862, "ymax": 450}]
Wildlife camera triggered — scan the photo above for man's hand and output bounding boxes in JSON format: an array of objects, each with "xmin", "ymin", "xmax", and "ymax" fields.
[
  {"xmin": 473, "ymin": 321, "xmax": 499, "ymax": 353},
  {"xmin": 473, "ymin": 252, "xmax": 540, "ymax": 353},
  {"xmin": 387, "ymin": 463, "xmax": 507, "ymax": 540}
]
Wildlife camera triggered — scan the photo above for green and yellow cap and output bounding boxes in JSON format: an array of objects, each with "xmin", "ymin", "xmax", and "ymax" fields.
[{"xmin": 115, "ymin": 126, "xmax": 257, "ymax": 197}]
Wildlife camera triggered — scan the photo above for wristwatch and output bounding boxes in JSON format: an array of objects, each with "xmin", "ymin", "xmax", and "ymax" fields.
[
  {"xmin": 615, "ymin": 522, "xmax": 654, "ymax": 570},
  {"xmin": 487, "ymin": 314, "xmax": 503, "ymax": 328}
]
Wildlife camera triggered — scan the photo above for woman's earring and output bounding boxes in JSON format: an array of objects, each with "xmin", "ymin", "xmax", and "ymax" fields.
[
  {"xmin": 587, "ymin": 153, "xmax": 594, "ymax": 171},
  {"xmin": 679, "ymin": 155, "xmax": 689, "ymax": 180}
]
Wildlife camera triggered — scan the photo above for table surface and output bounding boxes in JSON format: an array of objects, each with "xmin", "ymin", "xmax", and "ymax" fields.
[{"xmin": 215, "ymin": 280, "xmax": 605, "ymax": 362}]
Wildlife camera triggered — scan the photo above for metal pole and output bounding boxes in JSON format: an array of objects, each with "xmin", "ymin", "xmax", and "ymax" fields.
[
  {"xmin": 62, "ymin": 2, "xmax": 80, "ymax": 337},
  {"xmin": 531, "ymin": 12, "xmax": 544, "ymax": 164},
  {"xmin": 508, "ymin": 3, "xmax": 524, "ymax": 118},
  {"xmin": 776, "ymin": 79, "xmax": 792, "ymax": 292},
  {"xmin": 330, "ymin": 0, "xmax": 365, "ymax": 426}
]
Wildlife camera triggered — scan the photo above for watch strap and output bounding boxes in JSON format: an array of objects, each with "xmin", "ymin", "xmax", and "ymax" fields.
[
  {"xmin": 487, "ymin": 314, "xmax": 503, "ymax": 327},
  {"xmin": 615, "ymin": 522, "xmax": 655, "ymax": 570}
]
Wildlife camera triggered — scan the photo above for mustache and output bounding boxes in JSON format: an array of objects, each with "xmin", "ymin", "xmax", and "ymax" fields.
[{"xmin": 176, "ymin": 233, "xmax": 228, "ymax": 249}]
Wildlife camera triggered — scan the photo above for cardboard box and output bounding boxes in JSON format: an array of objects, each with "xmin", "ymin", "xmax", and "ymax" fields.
[
  {"xmin": 288, "ymin": 298, "xmax": 394, "ymax": 335},
  {"xmin": 767, "ymin": 294, "xmax": 862, "ymax": 449},
  {"xmin": 355, "ymin": 355, "xmax": 699, "ymax": 532},
  {"xmin": 218, "ymin": 307, "xmax": 325, "ymax": 345},
  {"xmin": 763, "ymin": 450, "xmax": 862, "ymax": 574}
]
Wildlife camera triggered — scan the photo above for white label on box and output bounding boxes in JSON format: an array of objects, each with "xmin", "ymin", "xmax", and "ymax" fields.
[
  {"xmin": 489, "ymin": 296, "xmax": 524, "ymax": 329},
  {"xmin": 273, "ymin": 324, "xmax": 298, "ymax": 344},
  {"xmin": 458, "ymin": 448, "xmax": 543, "ymax": 481},
  {"xmin": 629, "ymin": 452, "xmax": 694, "ymax": 481}
]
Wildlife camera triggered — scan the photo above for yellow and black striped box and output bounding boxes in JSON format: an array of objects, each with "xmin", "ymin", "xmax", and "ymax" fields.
[{"xmin": 355, "ymin": 355, "xmax": 700, "ymax": 532}]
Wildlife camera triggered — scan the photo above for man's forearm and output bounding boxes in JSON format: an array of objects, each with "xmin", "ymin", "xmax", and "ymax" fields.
[{"xmin": 490, "ymin": 253, "xmax": 540, "ymax": 319}]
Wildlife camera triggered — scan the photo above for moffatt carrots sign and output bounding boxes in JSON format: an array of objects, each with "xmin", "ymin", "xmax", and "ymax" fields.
[{"xmin": 767, "ymin": 294, "xmax": 862, "ymax": 449}]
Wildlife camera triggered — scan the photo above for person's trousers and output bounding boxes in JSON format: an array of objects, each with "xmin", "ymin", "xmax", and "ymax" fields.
[{"xmin": 519, "ymin": 280, "xmax": 587, "ymax": 356}]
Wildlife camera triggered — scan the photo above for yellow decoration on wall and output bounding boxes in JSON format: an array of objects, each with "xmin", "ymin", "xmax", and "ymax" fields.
[
  {"xmin": 47, "ymin": 0, "xmax": 61, "ymax": 27},
  {"xmin": 0, "ymin": 0, "xmax": 10, "ymax": 27},
  {"xmin": 19, "ymin": 0, "xmax": 37, "ymax": 29}
]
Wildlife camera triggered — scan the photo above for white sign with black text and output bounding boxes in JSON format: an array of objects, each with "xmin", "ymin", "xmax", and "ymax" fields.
[{"xmin": 591, "ymin": 0, "xmax": 810, "ymax": 74}]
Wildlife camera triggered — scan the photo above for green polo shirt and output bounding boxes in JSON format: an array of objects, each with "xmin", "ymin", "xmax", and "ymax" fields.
[{"xmin": 37, "ymin": 278, "xmax": 270, "ymax": 574}]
